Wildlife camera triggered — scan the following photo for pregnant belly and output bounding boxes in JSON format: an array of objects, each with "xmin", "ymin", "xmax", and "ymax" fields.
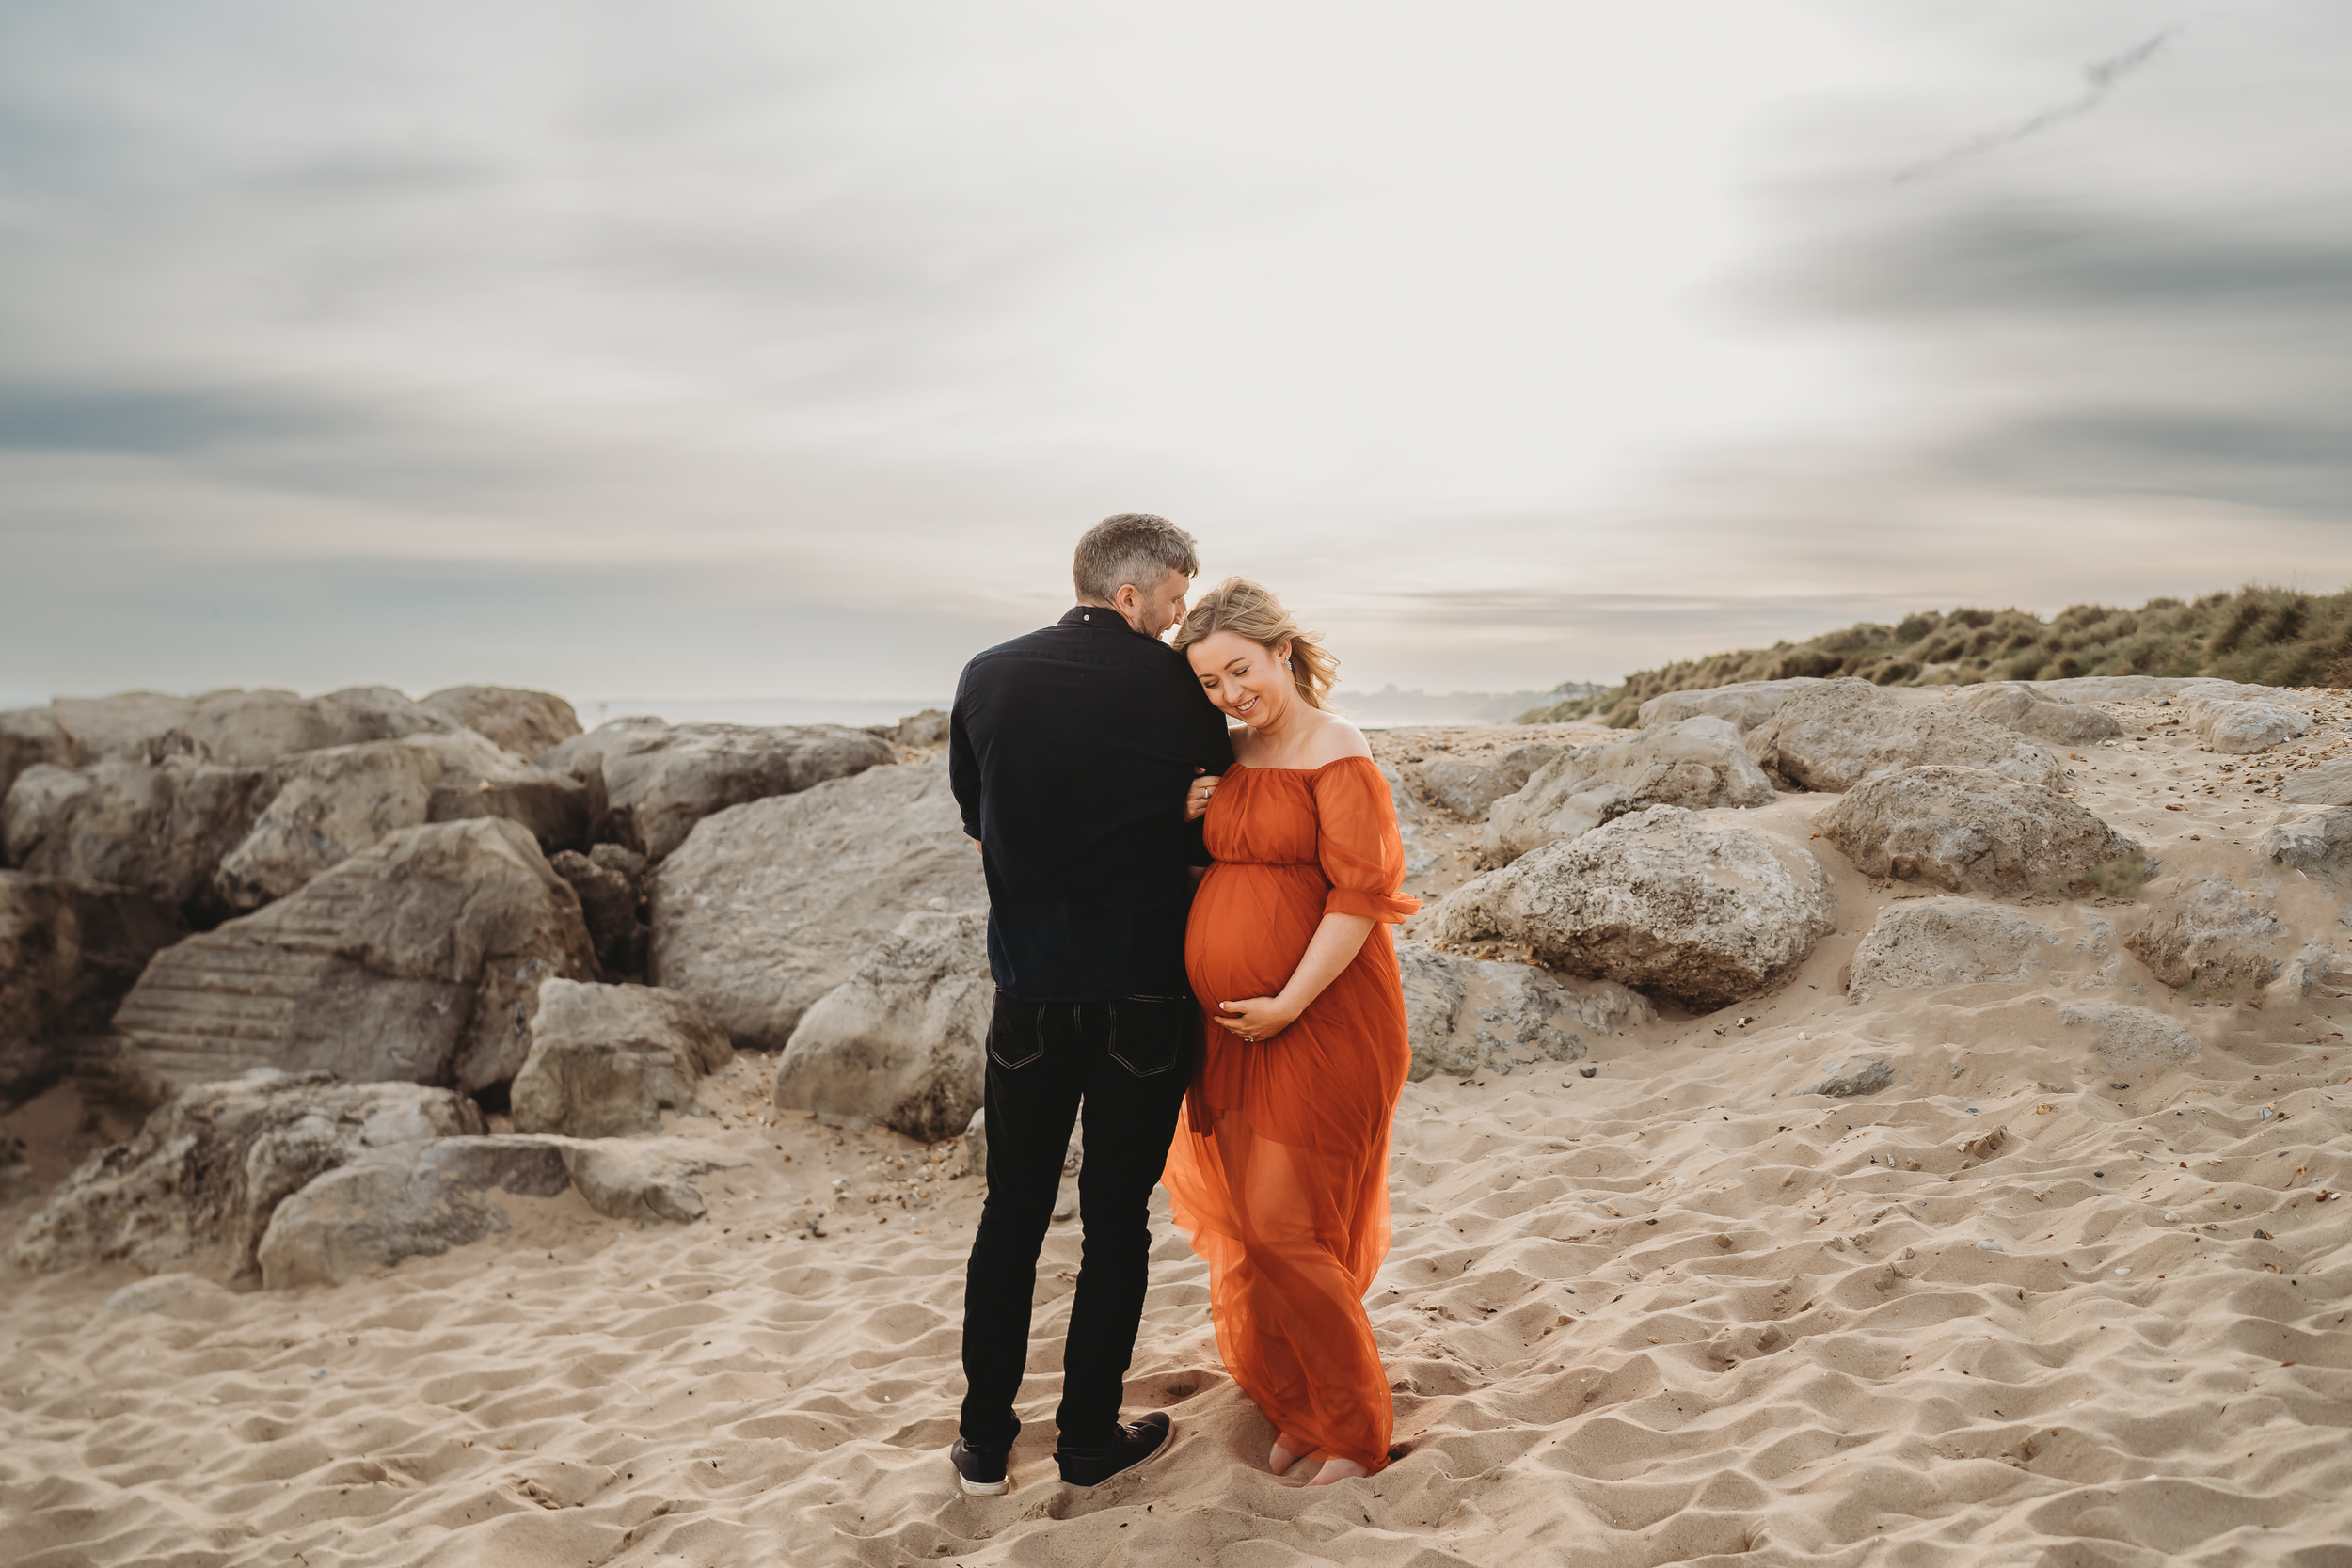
[{"xmin": 1185, "ymin": 863, "xmax": 1327, "ymax": 1005}]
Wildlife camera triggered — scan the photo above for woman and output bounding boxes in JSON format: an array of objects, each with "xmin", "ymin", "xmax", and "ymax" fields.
[{"xmin": 1163, "ymin": 578, "xmax": 1418, "ymax": 1485}]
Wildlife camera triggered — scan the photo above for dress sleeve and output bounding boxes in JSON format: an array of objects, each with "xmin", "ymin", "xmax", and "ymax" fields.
[{"xmin": 1312, "ymin": 757, "xmax": 1421, "ymax": 924}]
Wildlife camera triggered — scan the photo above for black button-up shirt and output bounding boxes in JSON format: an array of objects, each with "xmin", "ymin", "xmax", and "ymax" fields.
[{"xmin": 949, "ymin": 606, "xmax": 1234, "ymax": 1000}]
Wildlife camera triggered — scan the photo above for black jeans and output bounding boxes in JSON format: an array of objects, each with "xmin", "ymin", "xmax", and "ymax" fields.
[{"xmin": 958, "ymin": 991, "xmax": 1193, "ymax": 1457}]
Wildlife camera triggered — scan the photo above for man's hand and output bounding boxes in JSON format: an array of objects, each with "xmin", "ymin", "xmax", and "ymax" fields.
[
  {"xmin": 1214, "ymin": 997, "xmax": 1296, "ymax": 1043},
  {"xmin": 972, "ymin": 838, "xmax": 983, "ymax": 858}
]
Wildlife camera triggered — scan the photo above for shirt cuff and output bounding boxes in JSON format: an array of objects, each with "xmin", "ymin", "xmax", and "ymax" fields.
[{"xmin": 1326, "ymin": 887, "xmax": 1420, "ymax": 924}]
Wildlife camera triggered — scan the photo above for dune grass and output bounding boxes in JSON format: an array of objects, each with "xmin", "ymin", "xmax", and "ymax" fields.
[{"xmin": 1522, "ymin": 584, "xmax": 2352, "ymax": 727}]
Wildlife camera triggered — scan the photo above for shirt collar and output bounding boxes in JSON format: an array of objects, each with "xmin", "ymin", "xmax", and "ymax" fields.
[{"xmin": 1060, "ymin": 604, "xmax": 1152, "ymax": 638}]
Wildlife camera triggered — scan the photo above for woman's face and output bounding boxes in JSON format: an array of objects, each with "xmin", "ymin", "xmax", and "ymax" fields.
[{"xmin": 1187, "ymin": 629, "xmax": 1294, "ymax": 729}]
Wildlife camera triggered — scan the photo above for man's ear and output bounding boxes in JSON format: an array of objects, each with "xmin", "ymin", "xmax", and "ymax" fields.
[{"xmin": 1111, "ymin": 582, "xmax": 1142, "ymax": 614}]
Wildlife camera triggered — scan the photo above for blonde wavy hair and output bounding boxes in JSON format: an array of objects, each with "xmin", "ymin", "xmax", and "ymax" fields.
[{"xmin": 1173, "ymin": 577, "xmax": 1340, "ymax": 711}]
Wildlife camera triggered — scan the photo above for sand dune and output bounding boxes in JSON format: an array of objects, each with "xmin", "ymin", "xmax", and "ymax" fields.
[{"xmin": 3, "ymin": 695, "xmax": 2348, "ymax": 1566}]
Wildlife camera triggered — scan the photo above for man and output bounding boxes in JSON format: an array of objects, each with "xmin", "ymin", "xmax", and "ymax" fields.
[{"xmin": 946, "ymin": 512, "xmax": 1232, "ymax": 1495}]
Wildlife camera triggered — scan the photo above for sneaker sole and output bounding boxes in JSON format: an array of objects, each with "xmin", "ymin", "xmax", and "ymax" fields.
[{"xmin": 958, "ymin": 1475, "xmax": 1009, "ymax": 1497}]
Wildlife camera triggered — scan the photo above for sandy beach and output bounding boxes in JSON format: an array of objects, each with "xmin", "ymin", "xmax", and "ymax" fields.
[{"xmin": 4, "ymin": 694, "xmax": 2349, "ymax": 1567}]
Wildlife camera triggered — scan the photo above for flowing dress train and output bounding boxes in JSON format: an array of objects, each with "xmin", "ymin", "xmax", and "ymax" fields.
[{"xmin": 1162, "ymin": 756, "xmax": 1418, "ymax": 1472}]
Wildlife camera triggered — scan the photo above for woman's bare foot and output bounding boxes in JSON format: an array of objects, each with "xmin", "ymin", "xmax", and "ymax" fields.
[
  {"xmin": 1306, "ymin": 1458, "xmax": 1370, "ymax": 1487},
  {"xmin": 1268, "ymin": 1433, "xmax": 1312, "ymax": 1476}
]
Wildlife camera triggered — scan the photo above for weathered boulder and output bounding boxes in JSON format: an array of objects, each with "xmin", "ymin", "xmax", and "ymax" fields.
[
  {"xmin": 2280, "ymin": 761, "xmax": 2352, "ymax": 808},
  {"xmin": 1822, "ymin": 767, "xmax": 2137, "ymax": 897},
  {"xmin": 1951, "ymin": 683, "xmax": 2124, "ymax": 746},
  {"xmin": 1847, "ymin": 898, "xmax": 2060, "ymax": 1004},
  {"xmin": 1377, "ymin": 762, "xmax": 1438, "ymax": 879},
  {"xmin": 0, "ymin": 872, "xmax": 184, "ymax": 1111},
  {"xmin": 544, "ymin": 718, "xmax": 895, "ymax": 861},
  {"xmin": 1637, "ymin": 679, "xmax": 1825, "ymax": 735},
  {"xmin": 1396, "ymin": 942, "xmax": 1652, "ymax": 1081},
  {"xmin": 111, "ymin": 818, "xmax": 596, "ymax": 1101},
  {"xmin": 47, "ymin": 686, "xmax": 454, "ymax": 768},
  {"xmin": 2189, "ymin": 699, "xmax": 2312, "ymax": 755},
  {"xmin": 8, "ymin": 1070, "xmax": 482, "ymax": 1280},
  {"xmin": 1416, "ymin": 744, "xmax": 1565, "ymax": 822},
  {"xmin": 1486, "ymin": 717, "xmax": 1774, "ymax": 865},
  {"xmin": 550, "ymin": 844, "xmax": 649, "ymax": 977},
  {"xmin": 0, "ymin": 707, "xmax": 81, "ymax": 803},
  {"xmin": 652, "ymin": 756, "xmax": 986, "ymax": 1049},
  {"xmin": 2263, "ymin": 806, "xmax": 2352, "ymax": 882},
  {"xmin": 4, "ymin": 757, "xmax": 273, "ymax": 916},
  {"xmin": 1432, "ymin": 806, "xmax": 1837, "ymax": 1011},
  {"xmin": 774, "ymin": 910, "xmax": 990, "ymax": 1143},
  {"xmin": 558, "ymin": 1139, "xmax": 716, "ymax": 1225},
  {"xmin": 419, "ymin": 686, "xmax": 581, "ymax": 758},
  {"xmin": 211, "ymin": 731, "xmax": 587, "ymax": 911},
  {"xmin": 873, "ymin": 709, "xmax": 950, "ymax": 749},
  {"xmin": 255, "ymin": 1134, "xmax": 575, "ymax": 1289},
  {"xmin": 1797, "ymin": 1054, "xmax": 1895, "ymax": 1098},
  {"xmin": 511, "ymin": 978, "xmax": 730, "ymax": 1137},
  {"xmin": 2059, "ymin": 1002, "xmax": 2200, "ymax": 1071},
  {"xmin": 2125, "ymin": 879, "xmax": 2284, "ymax": 998},
  {"xmin": 1744, "ymin": 679, "xmax": 2065, "ymax": 794}
]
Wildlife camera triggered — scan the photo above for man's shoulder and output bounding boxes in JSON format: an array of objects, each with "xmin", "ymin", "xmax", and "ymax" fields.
[{"xmin": 964, "ymin": 623, "xmax": 1186, "ymax": 679}]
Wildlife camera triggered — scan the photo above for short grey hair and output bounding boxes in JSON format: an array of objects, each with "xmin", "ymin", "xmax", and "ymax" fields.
[{"xmin": 1073, "ymin": 513, "xmax": 1200, "ymax": 603}]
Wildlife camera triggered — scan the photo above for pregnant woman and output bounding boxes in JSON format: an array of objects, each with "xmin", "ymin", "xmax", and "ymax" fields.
[{"xmin": 1165, "ymin": 578, "xmax": 1418, "ymax": 1485}]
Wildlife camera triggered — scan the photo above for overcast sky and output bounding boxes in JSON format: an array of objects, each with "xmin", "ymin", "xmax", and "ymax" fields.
[{"xmin": 3, "ymin": 1, "xmax": 2347, "ymax": 709}]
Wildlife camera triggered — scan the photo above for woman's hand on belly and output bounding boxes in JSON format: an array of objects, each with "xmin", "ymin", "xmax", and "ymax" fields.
[{"xmin": 1210, "ymin": 994, "xmax": 1296, "ymax": 1043}]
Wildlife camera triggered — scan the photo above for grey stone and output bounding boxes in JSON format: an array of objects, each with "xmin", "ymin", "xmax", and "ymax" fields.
[
  {"xmin": 1798, "ymin": 1054, "xmax": 1895, "ymax": 1098},
  {"xmin": 2262, "ymin": 807, "xmax": 2352, "ymax": 882},
  {"xmin": 557, "ymin": 1139, "xmax": 715, "ymax": 1225},
  {"xmin": 1433, "ymin": 805, "xmax": 1837, "ymax": 1011},
  {"xmin": 2280, "ymin": 761, "xmax": 2352, "ymax": 808},
  {"xmin": 110, "ymin": 818, "xmax": 597, "ymax": 1102},
  {"xmin": 47, "ymin": 687, "xmax": 456, "ymax": 768},
  {"xmin": 960, "ymin": 1106, "xmax": 988, "ymax": 1179},
  {"xmin": 543, "ymin": 718, "xmax": 895, "ymax": 861},
  {"xmin": 1847, "ymin": 898, "xmax": 2062, "ymax": 1004},
  {"xmin": 1376, "ymin": 763, "xmax": 1438, "ymax": 878},
  {"xmin": 550, "ymin": 846, "xmax": 648, "ymax": 977},
  {"xmin": 511, "ymin": 978, "xmax": 730, "ymax": 1138},
  {"xmin": 255, "ymin": 1135, "xmax": 574, "ymax": 1288},
  {"xmin": 419, "ymin": 686, "xmax": 582, "ymax": 758},
  {"xmin": 0, "ymin": 707, "xmax": 80, "ymax": 805},
  {"xmin": 1415, "ymin": 744, "xmax": 1565, "ymax": 822},
  {"xmin": 2188, "ymin": 699, "xmax": 2312, "ymax": 755},
  {"xmin": 2059, "ymin": 1002, "xmax": 2201, "ymax": 1071},
  {"xmin": 774, "ymin": 910, "xmax": 990, "ymax": 1143},
  {"xmin": 1744, "ymin": 679, "xmax": 2065, "ymax": 795},
  {"xmin": 874, "ymin": 709, "xmax": 950, "ymax": 749},
  {"xmin": 1636, "ymin": 679, "xmax": 1826, "ymax": 735},
  {"xmin": 2125, "ymin": 879, "xmax": 2285, "ymax": 998},
  {"xmin": 0, "ymin": 872, "xmax": 184, "ymax": 1112},
  {"xmin": 1486, "ymin": 716, "xmax": 1774, "ymax": 864},
  {"xmin": 8, "ymin": 1069, "xmax": 483, "ymax": 1280},
  {"xmin": 5, "ymin": 756, "xmax": 274, "ymax": 917},
  {"xmin": 651, "ymin": 756, "xmax": 987, "ymax": 1050},
  {"xmin": 1949, "ymin": 683, "xmax": 2124, "ymax": 746},
  {"xmin": 1396, "ymin": 942, "xmax": 1652, "ymax": 1081},
  {"xmin": 1822, "ymin": 767, "xmax": 2138, "ymax": 897}
]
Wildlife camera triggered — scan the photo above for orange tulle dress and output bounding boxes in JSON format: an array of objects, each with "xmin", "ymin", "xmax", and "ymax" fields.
[{"xmin": 1162, "ymin": 756, "xmax": 1420, "ymax": 1472}]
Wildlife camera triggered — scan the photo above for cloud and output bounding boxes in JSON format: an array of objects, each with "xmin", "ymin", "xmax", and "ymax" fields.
[{"xmin": 1895, "ymin": 31, "xmax": 2172, "ymax": 183}]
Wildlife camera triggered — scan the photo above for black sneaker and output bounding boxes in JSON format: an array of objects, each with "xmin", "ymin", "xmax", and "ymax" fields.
[
  {"xmin": 1056, "ymin": 1412, "xmax": 1173, "ymax": 1488},
  {"xmin": 949, "ymin": 1437, "xmax": 1009, "ymax": 1497}
]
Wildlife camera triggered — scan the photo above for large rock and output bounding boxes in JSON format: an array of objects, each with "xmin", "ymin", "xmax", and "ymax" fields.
[
  {"xmin": 511, "ymin": 978, "xmax": 730, "ymax": 1137},
  {"xmin": 8, "ymin": 1070, "xmax": 483, "ymax": 1280},
  {"xmin": 4, "ymin": 757, "xmax": 273, "ymax": 917},
  {"xmin": 1797, "ymin": 1054, "xmax": 1895, "ymax": 1098},
  {"xmin": 1396, "ymin": 942, "xmax": 1652, "ymax": 1081},
  {"xmin": 1846, "ymin": 898, "xmax": 2060, "ymax": 1004},
  {"xmin": 558, "ymin": 1138, "xmax": 717, "ymax": 1225},
  {"xmin": 652, "ymin": 756, "xmax": 987, "ymax": 1048},
  {"xmin": 550, "ymin": 844, "xmax": 649, "ymax": 977},
  {"xmin": 1950, "ymin": 683, "xmax": 2124, "ymax": 746},
  {"xmin": 419, "ymin": 686, "xmax": 581, "ymax": 758},
  {"xmin": 0, "ymin": 873, "xmax": 184, "ymax": 1111},
  {"xmin": 2280, "ymin": 761, "xmax": 2352, "ymax": 808},
  {"xmin": 1744, "ymin": 679, "xmax": 2065, "ymax": 794},
  {"xmin": 544, "ymin": 718, "xmax": 895, "ymax": 861},
  {"xmin": 2126, "ymin": 879, "xmax": 2285, "ymax": 998},
  {"xmin": 2059, "ymin": 1002, "xmax": 2200, "ymax": 1072},
  {"xmin": 1822, "ymin": 767, "xmax": 2138, "ymax": 898},
  {"xmin": 0, "ymin": 707, "xmax": 81, "ymax": 804},
  {"xmin": 2263, "ymin": 807, "xmax": 2352, "ymax": 882},
  {"xmin": 1415, "ymin": 744, "xmax": 1565, "ymax": 822},
  {"xmin": 46, "ymin": 686, "xmax": 455, "ymax": 768},
  {"xmin": 211, "ymin": 731, "xmax": 587, "ymax": 911},
  {"xmin": 255, "ymin": 1134, "xmax": 576, "ymax": 1289},
  {"xmin": 1485, "ymin": 717, "xmax": 1774, "ymax": 865},
  {"xmin": 1377, "ymin": 762, "xmax": 1438, "ymax": 879},
  {"xmin": 773, "ymin": 910, "xmax": 990, "ymax": 1143},
  {"xmin": 1636, "ymin": 679, "xmax": 1825, "ymax": 735},
  {"xmin": 2190, "ymin": 699, "xmax": 2312, "ymax": 755},
  {"xmin": 110, "ymin": 818, "xmax": 596, "ymax": 1102},
  {"xmin": 1432, "ymin": 805, "xmax": 1837, "ymax": 1011}
]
